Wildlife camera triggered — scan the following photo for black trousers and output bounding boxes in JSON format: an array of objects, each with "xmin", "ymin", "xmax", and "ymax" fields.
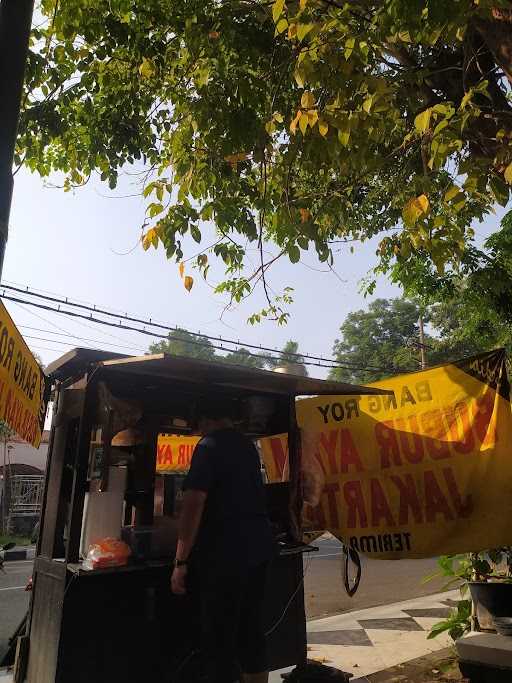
[{"xmin": 194, "ymin": 561, "xmax": 269, "ymax": 683}]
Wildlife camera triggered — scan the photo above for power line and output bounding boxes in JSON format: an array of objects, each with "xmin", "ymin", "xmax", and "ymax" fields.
[
  {"xmin": 18, "ymin": 325, "xmax": 146, "ymax": 354},
  {"xmin": 1, "ymin": 283, "xmax": 393, "ymax": 373},
  {"xmin": 10, "ymin": 298, "xmax": 146, "ymax": 349},
  {"xmin": 0, "ymin": 292, "xmax": 393, "ymax": 373},
  {"xmin": 1, "ymin": 293, "xmax": 343, "ymax": 370}
]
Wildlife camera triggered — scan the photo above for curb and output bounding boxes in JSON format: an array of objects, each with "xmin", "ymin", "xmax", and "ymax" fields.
[{"xmin": 4, "ymin": 546, "xmax": 35, "ymax": 562}]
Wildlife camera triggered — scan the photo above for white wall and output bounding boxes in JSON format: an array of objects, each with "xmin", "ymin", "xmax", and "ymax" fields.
[{"xmin": 5, "ymin": 440, "xmax": 48, "ymax": 472}]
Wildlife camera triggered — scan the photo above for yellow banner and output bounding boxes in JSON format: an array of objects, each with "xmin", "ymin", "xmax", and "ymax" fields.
[
  {"xmin": 261, "ymin": 350, "xmax": 512, "ymax": 559},
  {"xmin": 0, "ymin": 300, "xmax": 48, "ymax": 447},
  {"xmin": 156, "ymin": 434, "xmax": 199, "ymax": 472}
]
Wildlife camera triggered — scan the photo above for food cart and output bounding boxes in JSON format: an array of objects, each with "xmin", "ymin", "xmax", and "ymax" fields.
[{"xmin": 17, "ymin": 348, "xmax": 389, "ymax": 683}]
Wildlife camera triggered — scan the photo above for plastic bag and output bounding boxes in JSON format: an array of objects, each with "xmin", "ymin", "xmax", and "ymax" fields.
[{"xmin": 83, "ymin": 537, "xmax": 131, "ymax": 570}]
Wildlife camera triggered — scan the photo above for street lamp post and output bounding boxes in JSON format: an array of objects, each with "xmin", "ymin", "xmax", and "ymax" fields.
[{"xmin": 0, "ymin": 0, "xmax": 35, "ymax": 278}]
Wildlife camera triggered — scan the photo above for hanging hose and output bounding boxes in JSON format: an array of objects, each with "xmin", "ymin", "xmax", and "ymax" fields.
[{"xmin": 341, "ymin": 543, "xmax": 362, "ymax": 597}]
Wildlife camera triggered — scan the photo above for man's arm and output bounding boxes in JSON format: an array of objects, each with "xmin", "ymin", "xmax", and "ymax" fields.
[{"xmin": 171, "ymin": 489, "xmax": 207, "ymax": 595}]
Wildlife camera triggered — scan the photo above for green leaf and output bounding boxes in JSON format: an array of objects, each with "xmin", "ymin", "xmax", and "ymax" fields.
[
  {"xmin": 272, "ymin": 0, "xmax": 285, "ymax": 22},
  {"xmin": 490, "ymin": 175, "xmax": 510, "ymax": 207},
  {"xmin": 147, "ymin": 202, "xmax": 164, "ymax": 218},
  {"xmin": 288, "ymin": 245, "xmax": 300, "ymax": 263},
  {"xmin": 414, "ymin": 108, "xmax": 432, "ymax": 134}
]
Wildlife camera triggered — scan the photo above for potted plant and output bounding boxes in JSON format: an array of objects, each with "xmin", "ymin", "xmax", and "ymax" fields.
[
  {"xmin": 425, "ymin": 549, "xmax": 512, "ymax": 641},
  {"xmin": 468, "ymin": 548, "xmax": 512, "ymax": 636}
]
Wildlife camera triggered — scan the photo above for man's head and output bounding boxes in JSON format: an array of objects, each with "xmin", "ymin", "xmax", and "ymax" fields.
[{"xmin": 194, "ymin": 395, "xmax": 235, "ymax": 435}]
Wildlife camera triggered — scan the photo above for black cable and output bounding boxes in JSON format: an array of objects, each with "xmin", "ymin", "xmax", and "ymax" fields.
[
  {"xmin": 1, "ymin": 293, "xmax": 356, "ymax": 371},
  {"xmin": 20, "ymin": 328, "xmax": 146, "ymax": 354},
  {"xmin": 1, "ymin": 283, "xmax": 394, "ymax": 374}
]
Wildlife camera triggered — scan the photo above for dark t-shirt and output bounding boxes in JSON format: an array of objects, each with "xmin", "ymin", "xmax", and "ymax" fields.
[{"xmin": 183, "ymin": 428, "xmax": 273, "ymax": 568}]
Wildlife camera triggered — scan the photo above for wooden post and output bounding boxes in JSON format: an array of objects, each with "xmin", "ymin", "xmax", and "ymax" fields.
[{"xmin": 0, "ymin": 0, "xmax": 35, "ymax": 276}]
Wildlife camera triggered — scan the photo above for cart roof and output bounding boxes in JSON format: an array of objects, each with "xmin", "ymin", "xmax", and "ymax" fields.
[
  {"xmin": 47, "ymin": 347, "xmax": 392, "ymax": 396},
  {"xmin": 101, "ymin": 353, "xmax": 392, "ymax": 397}
]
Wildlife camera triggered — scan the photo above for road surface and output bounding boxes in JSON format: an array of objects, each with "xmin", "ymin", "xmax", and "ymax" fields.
[
  {"xmin": 304, "ymin": 536, "xmax": 447, "ymax": 619},
  {"xmin": 0, "ymin": 560, "xmax": 31, "ymax": 662},
  {"xmin": 0, "ymin": 538, "xmax": 448, "ymax": 661}
]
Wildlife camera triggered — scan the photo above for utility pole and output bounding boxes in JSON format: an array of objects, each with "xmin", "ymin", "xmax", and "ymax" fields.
[
  {"xmin": 418, "ymin": 314, "xmax": 427, "ymax": 370},
  {"xmin": 0, "ymin": 0, "xmax": 35, "ymax": 278},
  {"xmin": 2, "ymin": 437, "xmax": 6, "ymax": 534}
]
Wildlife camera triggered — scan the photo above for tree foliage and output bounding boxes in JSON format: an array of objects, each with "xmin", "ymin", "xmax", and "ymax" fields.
[
  {"xmin": 148, "ymin": 327, "xmax": 304, "ymax": 370},
  {"xmin": 21, "ymin": 1, "xmax": 512, "ymax": 316},
  {"xmin": 149, "ymin": 328, "xmax": 217, "ymax": 360},
  {"xmin": 330, "ymin": 299, "xmax": 429, "ymax": 383},
  {"xmin": 329, "ymin": 294, "xmax": 508, "ymax": 384}
]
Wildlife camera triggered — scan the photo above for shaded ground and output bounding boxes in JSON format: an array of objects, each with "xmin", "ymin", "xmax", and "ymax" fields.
[{"xmin": 358, "ymin": 649, "xmax": 464, "ymax": 683}]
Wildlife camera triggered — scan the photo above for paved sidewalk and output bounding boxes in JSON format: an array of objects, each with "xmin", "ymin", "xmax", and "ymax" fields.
[{"xmin": 271, "ymin": 590, "xmax": 458, "ymax": 682}]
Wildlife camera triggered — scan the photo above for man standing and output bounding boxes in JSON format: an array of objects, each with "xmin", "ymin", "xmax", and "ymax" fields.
[{"xmin": 171, "ymin": 396, "xmax": 273, "ymax": 683}]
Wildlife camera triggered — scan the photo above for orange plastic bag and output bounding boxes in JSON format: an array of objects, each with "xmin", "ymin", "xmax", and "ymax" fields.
[{"xmin": 83, "ymin": 537, "xmax": 131, "ymax": 570}]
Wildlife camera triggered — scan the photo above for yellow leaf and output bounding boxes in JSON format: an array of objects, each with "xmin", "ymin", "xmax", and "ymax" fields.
[
  {"xmin": 297, "ymin": 23, "xmax": 314, "ymax": 41},
  {"xmin": 318, "ymin": 119, "xmax": 328, "ymax": 137},
  {"xmin": 460, "ymin": 90, "xmax": 472, "ymax": 110},
  {"xmin": 444, "ymin": 184, "xmax": 460, "ymax": 202},
  {"xmin": 294, "ymin": 65, "xmax": 305, "ymax": 87},
  {"xmin": 273, "ymin": 112, "xmax": 284, "ymax": 123},
  {"xmin": 505, "ymin": 162, "xmax": 512, "ymax": 185},
  {"xmin": 414, "ymin": 108, "xmax": 432, "ymax": 134},
  {"xmin": 288, "ymin": 23, "xmax": 297, "ymax": 40},
  {"xmin": 272, "ymin": 0, "xmax": 285, "ymax": 23},
  {"xmin": 398, "ymin": 30, "xmax": 412, "ymax": 43},
  {"xmin": 301, "ymin": 91, "xmax": 315, "ymax": 109},
  {"xmin": 184, "ymin": 275, "xmax": 194, "ymax": 292},
  {"xmin": 299, "ymin": 0, "xmax": 308, "ymax": 8},
  {"xmin": 179, "ymin": 262, "xmax": 185, "ymax": 279},
  {"xmin": 299, "ymin": 112, "xmax": 309, "ymax": 135},
  {"xmin": 290, "ymin": 110, "xmax": 302, "ymax": 135},
  {"xmin": 142, "ymin": 228, "xmax": 159, "ymax": 251},
  {"xmin": 362, "ymin": 95, "xmax": 373, "ymax": 113},
  {"xmin": 139, "ymin": 57, "xmax": 156, "ymax": 79},
  {"xmin": 307, "ymin": 110, "xmax": 318, "ymax": 128},
  {"xmin": 275, "ymin": 18, "xmax": 288, "ymax": 35},
  {"xmin": 299, "ymin": 208, "xmax": 311, "ymax": 223},
  {"xmin": 224, "ymin": 152, "xmax": 249, "ymax": 169},
  {"xmin": 402, "ymin": 194, "xmax": 430, "ymax": 227},
  {"xmin": 337, "ymin": 125, "xmax": 350, "ymax": 146}
]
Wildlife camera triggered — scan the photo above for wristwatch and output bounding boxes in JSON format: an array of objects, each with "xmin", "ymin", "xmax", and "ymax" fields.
[{"xmin": 174, "ymin": 558, "xmax": 188, "ymax": 568}]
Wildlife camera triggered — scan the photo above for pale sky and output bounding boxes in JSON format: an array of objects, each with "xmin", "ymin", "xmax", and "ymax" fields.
[{"xmin": 3, "ymin": 166, "xmax": 503, "ymax": 378}]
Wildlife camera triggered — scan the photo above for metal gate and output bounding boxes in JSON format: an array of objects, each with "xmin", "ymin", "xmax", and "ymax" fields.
[{"xmin": 9, "ymin": 475, "xmax": 45, "ymax": 515}]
